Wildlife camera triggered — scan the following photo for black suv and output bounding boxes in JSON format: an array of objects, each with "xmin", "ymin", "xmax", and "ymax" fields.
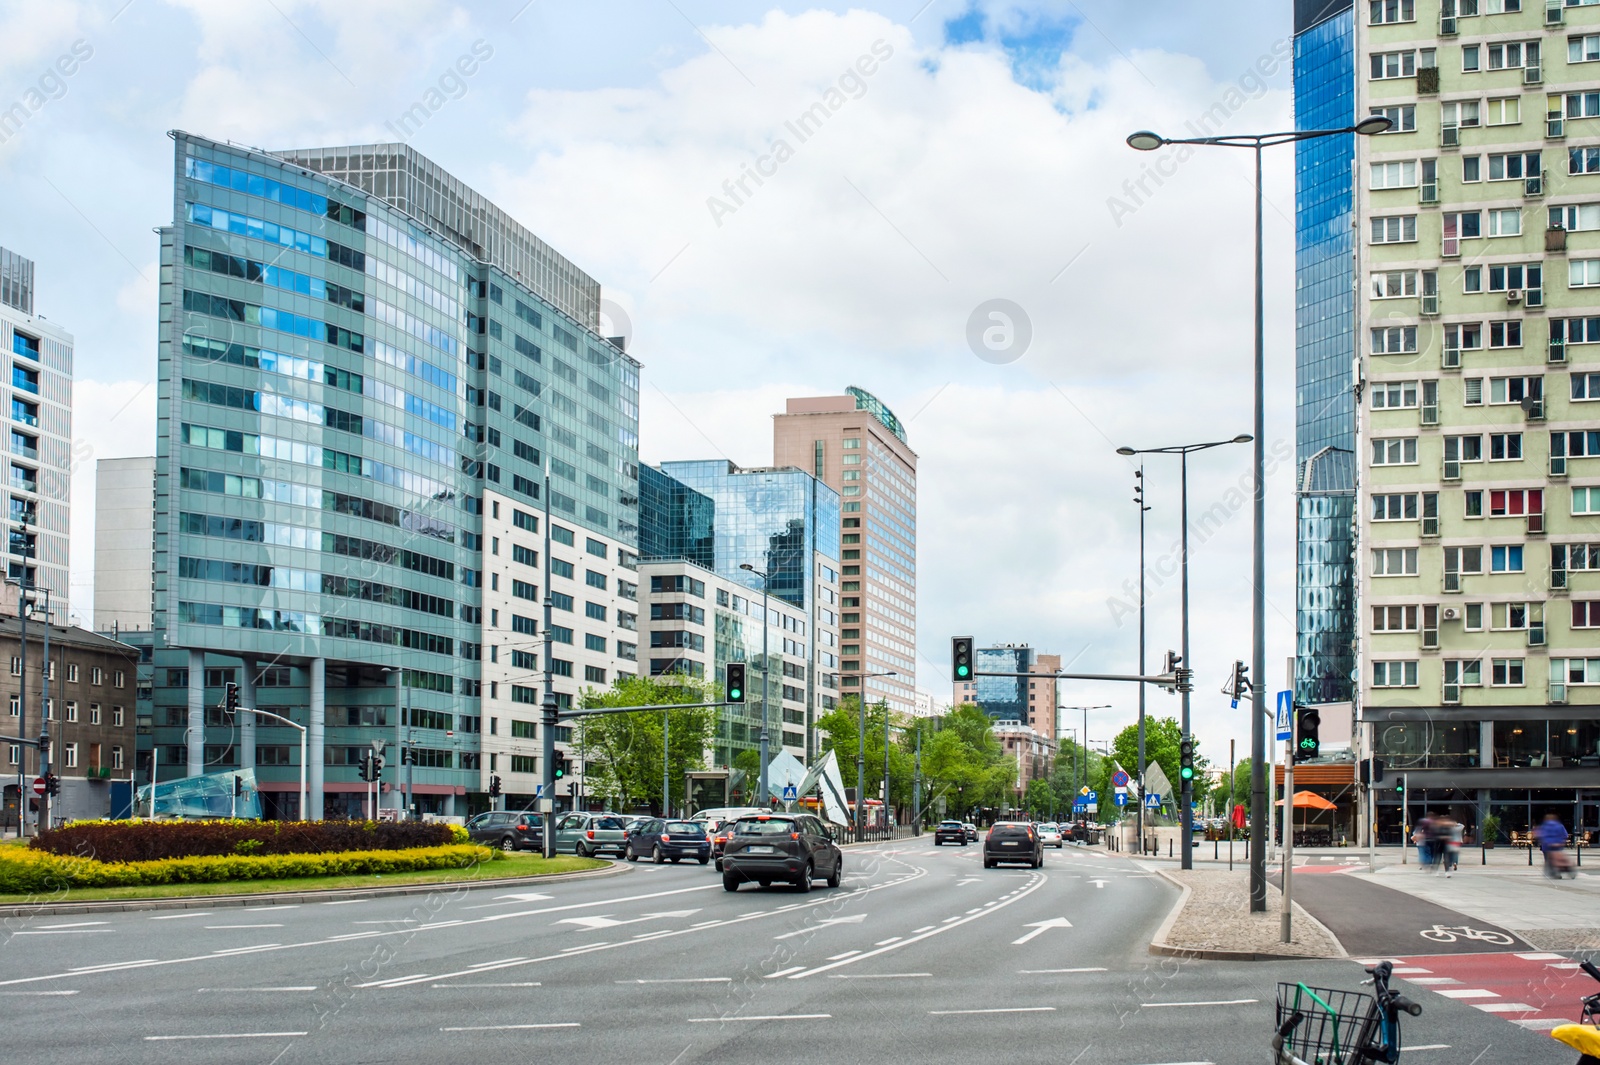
[
  {"xmin": 933, "ymin": 820, "xmax": 968, "ymax": 845},
  {"xmin": 983, "ymin": 821, "xmax": 1043, "ymax": 868},
  {"xmin": 625, "ymin": 819, "xmax": 711, "ymax": 864},
  {"xmin": 722, "ymin": 813, "xmax": 842, "ymax": 892},
  {"xmin": 466, "ymin": 811, "xmax": 544, "ymax": 852}
]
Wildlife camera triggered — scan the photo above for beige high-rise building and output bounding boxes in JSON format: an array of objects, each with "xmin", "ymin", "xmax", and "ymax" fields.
[{"xmin": 774, "ymin": 388, "xmax": 917, "ymax": 714}]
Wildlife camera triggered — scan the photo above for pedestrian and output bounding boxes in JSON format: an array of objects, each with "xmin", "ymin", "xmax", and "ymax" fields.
[
  {"xmin": 1538, "ymin": 811, "xmax": 1571, "ymax": 879},
  {"xmin": 1414, "ymin": 812, "xmax": 1434, "ymax": 869},
  {"xmin": 1442, "ymin": 816, "xmax": 1462, "ymax": 877}
]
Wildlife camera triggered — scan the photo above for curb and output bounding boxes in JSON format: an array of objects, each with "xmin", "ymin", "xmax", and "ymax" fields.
[
  {"xmin": 0, "ymin": 860, "xmax": 627, "ymax": 919},
  {"xmin": 1144, "ymin": 865, "xmax": 1348, "ymax": 962}
]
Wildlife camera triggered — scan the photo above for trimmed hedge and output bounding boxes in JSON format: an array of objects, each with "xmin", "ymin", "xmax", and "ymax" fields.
[
  {"xmin": 32, "ymin": 819, "xmax": 464, "ymax": 863},
  {"xmin": 0, "ymin": 842, "xmax": 494, "ymax": 894}
]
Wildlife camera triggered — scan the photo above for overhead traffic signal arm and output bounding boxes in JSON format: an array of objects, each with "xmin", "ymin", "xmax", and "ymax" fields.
[{"xmin": 955, "ymin": 639, "xmax": 1189, "ymax": 690}]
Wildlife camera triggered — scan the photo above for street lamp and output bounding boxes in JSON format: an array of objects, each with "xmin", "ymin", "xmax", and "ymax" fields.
[
  {"xmin": 841, "ymin": 669, "xmax": 897, "ymax": 839},
  {"xmin": 1126, "ymin": 112, "xmax": 1390, "ymax": 906},
  {"xmin": 1116, "ymin": 435, "xmax": 1250, "ymax": 869},
  {"xmin": 1132, "ymin": 469, "xmax": 1152, "ymax": 853},
  {"xmin": 738, "ymin": 563, "xmax": 778, "ymax": 807}
]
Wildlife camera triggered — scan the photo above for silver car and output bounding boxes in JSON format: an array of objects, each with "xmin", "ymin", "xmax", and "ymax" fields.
[
  {"xmin": 1038, "ymin": 823, "xmax": 1064, "ymax": 848},
  {"xmin": 553, "ymin": 812, "xmax": 629, "ymax": 857}
]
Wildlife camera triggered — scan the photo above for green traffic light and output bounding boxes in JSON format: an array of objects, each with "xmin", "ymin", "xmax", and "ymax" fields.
[
  {"xmin": 729, "ymin": 687, "xmax": 742, "ymax": 701},
  {"xmin": 1180, "ymin": 767, "xmax": 1194, "ymax": 780},
  {"xmin": 956, "ymin": 665, "xmax": 969, "ymax": 678}
]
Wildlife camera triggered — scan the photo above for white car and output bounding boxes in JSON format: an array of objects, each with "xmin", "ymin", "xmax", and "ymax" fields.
[{"xmin": 1038, "ymin": 823, "xmax": 1064, "ymax": 848}]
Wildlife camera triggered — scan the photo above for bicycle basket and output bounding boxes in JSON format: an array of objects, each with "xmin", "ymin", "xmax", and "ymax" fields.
[{"xmin": 1277, "ymin": 982, "xmax": 1375, "ymax": 1063}]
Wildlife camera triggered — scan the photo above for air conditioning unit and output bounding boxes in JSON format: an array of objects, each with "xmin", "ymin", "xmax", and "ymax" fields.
[
  {"xmin": 1442, "ymin": 606, "xmax": 1460, "ymax": 621},
  {"xmin": 1507, "ymin": 289, "xmax": 1524, "ymax": 304},
  {"xmin": 1525, "ymin": 65, "xmax": 1543, "ymax": 85}
]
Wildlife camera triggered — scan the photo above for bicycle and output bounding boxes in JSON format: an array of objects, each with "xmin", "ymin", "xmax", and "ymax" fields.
[
  {"xmin": 1549, "ymin": 958, "xmax": 1600, "ymax": 1064},
  {"xmin": 1418, "ymin": 923, "xmax": 1515, "ymax": 946},
  {"xmin": 1273, "ymin": 961, "xmax": 1423, "ymax": 1064}
]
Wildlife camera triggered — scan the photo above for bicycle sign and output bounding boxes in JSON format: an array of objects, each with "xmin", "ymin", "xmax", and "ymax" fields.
[{"xmin": 1418, "ymin": 924, "xmax": 1514, "ymax": 946}]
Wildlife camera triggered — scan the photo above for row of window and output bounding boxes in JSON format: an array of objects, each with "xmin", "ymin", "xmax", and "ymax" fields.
[
  {"xmin": 1372, "ymin": 488, "xmax": 1549, "ymax": 522},
  {"xmin": 1371, "ymin": 658, "xmax": 1527, "ymax": 688},
  {"xmin": 5, "ymin": 659, "xmax": 124, "ymax": 686},
  {"xmin": 5, "ymin": 742, "xmax": 121, "ymax": 770},
  {"xmin": 1369, "ymin": 375, "xmax": 1542, "ymax": 409},
  {"xmin": 5, "ymin": 698, "xmax": 125, "ymax": 722}
]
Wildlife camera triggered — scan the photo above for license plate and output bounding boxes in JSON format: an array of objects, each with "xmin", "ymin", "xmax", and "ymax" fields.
[
  {"xmin": 1002, "ymin": 841, "xmax": 1018, "ymax": 847},
  {"xmin": 745, "ymin": 845, "xmax": 776, "ymax": 854}
]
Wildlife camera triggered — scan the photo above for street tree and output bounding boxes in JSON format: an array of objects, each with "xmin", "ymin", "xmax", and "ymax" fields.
[{"xmin": 575, "ymin": 676, "xmax": 715, "ymax": 813}]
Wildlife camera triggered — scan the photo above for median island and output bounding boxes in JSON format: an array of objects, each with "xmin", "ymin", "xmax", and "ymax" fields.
[{"xmin": 0, "ymin": 820, "xmax": 607, "ymax": 905}]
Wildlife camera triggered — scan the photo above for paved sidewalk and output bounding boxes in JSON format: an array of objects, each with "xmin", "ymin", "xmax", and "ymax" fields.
[{"xmin": 1360, "ymin": 861, "xmax": 1600, "ymax": 951}]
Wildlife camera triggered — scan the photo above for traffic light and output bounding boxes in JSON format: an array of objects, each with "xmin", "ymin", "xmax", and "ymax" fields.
[
  {"xmin": 1179, "ymin": 738, "xmax": 1195, "ymax": 783},
  {"xmin": 726, "ymin": 662, "xmax": 746, "ymax": 704},
  {"xmin": 44, "ymin": 773, "xmax": 59, "ymax": 797},
  {"xmin": 554, "ymin": 754, "xmax": 567, "ymax": 780},
  {"xmin": 1358, "ymin": 757, "xmax": 1386, "ymax": 785},
  {"xmin": 1295, "ymin": 706, "xmax": 1321, "ymax": 763},
  {"xmin": 357, "ymin": 753, "xmax": 372, "ymax": 782},
  {"xmin": 225, "ymin": 681, "xmax": 239, "ymax": 714},
  {"xmin": 233, "ymin": 775, "xmax": 244, "ymax": 797},
  {"xmin": 489, "ymin": 774, "xmax": 502, "ymax": 798},
  {"xmin": 1231, "ymin": 660, "xmax": 1249, "ymax": 703},
  {"xmin": 372, "ymin": 751, "xmax": 386, "ymax": 777},
  {"xmin": 951, "ymin": 637, "xmax": 974, "ymax": 682},
  {"xmin": 1393, "ymin": 775, "xmax": 1404, "ymax": 796}
]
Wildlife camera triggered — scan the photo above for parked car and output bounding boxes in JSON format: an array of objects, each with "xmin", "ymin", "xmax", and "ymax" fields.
[
  {"xmin": 984, "ymin": 821, "xmax": 1043, "ymax": 868},
  {"xmin": 963, "ymin": 822, "xmax": 979, "ymax": 842},
  {"xmin": 721, "ymin": 813, "xmax": 842, "ymax": 892},
  {"xmin": 553, "ymin": 812, "xmax": 630, "ymax": 857},
  {"xmin": 1038, "ymin": 823, "xmax": 1064, "ymax": 848},
  {"xmin": 691, "ymin": 807, "xmax": 767, "ymax": 870},
  {"xmin": 466, "ymin": 811, "xmax": 544, "ymax": 852},
  {"xmin": 625, "ymin": 818, "xmax": 711, "ymax": 864},
  {"xmin": 933, "ymin": 820, "xmax": 968, "ymax": 846}
]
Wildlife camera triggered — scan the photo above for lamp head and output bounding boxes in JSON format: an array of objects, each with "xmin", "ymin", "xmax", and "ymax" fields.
[
  {"xmin": 1116, "ymin": 446, "xmax": 1137, "ymax": 456},
  {"xmin": 1354, "ymin": 114, "xmax": 1393, "ymax": 136},
  {"xmin": 1126, "ymin": 130, "xmax": 1165, "ymax": 151},
  {"xmin": 1232, "ymin": 433, "xmax": 1254, "ymax": 444},
  {"xmin": 739, "ymin": 563, "xmax": 754, "ymax": 572}
]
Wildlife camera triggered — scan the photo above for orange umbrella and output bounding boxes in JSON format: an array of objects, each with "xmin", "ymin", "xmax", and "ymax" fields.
[{"xmin": 1275, "ymin": 790, "xmax": 1337, "ymax": 810}]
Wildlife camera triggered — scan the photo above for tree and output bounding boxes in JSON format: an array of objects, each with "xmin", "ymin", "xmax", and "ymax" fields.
[
  {"xmin": 1107, "ymin": 717, "xmax": 1216, "ymax": 811},
  {"xmin": 574, "ymin": 676, "xmax": 715, "ymax": 813},
  {"xmin": 1024, "ymin": 778, "xmax": 1054, "ymax": 817}
]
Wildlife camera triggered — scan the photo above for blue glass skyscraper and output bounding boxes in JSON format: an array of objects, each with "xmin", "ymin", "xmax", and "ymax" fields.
[{"xmin": 1293, "ymin": 0, "xmax": 1357, "ymax": 704}]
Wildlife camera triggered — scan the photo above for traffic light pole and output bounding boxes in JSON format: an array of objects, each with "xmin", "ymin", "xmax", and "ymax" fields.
[{"xmin": 1281, "ymin": 708, "xmax": 1296, "ymax": 943}]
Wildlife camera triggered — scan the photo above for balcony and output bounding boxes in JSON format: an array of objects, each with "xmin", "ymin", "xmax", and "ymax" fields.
[
  {"xmin": 1552, "ymin": 454, "xmax": 1568, "ymax": 477},
  {"xmin": 9, "ymin": 402, "xmax": 36, "ymax": 428},
  {"xmin": 1418, "ymin": 66, "xmax": 1440, "ymax": 95},
  {"xmin": 1422, "ymin": 514, "xmax": 1441, "ymax": 537},
  {"xmin": 1549, "ymin": 111, "xmax": 1566, "ymax": 139},
  {"xmin": 1552, "ymin": 566, "xmax": 1569, "ymax": 592},
  {"xmin": 1550, "ymin": 336, "xmax": 1567, "ymax": 363},
  {"xmin": 1525, "ymin": 172, "xmax": 1546, "ymax": 198},
  {"xmin": 1529, "ymin": 512, "xmax": 1546, "ymax": 535},
  {"xmin": 1524, "ymin": 398, "xmax": 1546, "ymax": 421},
  {"xmin": 10, "ymin": 369, "xmax": 39, "ymax": 396},
  {"xmin": 1443, "ymin": 457, "xmax": 1462, "ymax": 481},
  {"xmin": 1530, "ymin": 622, "xmax": 1547, "ymax": 647},
  {"xmin": 1420, "ymin": 181, "xmax": 1440, "ymax": 205},
  {"xmin": 1421, "ymin": 402, "xmax": 1439, "ymax": 427},
  {"xmin": 1527, "ymin": 287, "xmax": 1545, "ymax": 309},
  {"xmin": 1442, "ymin": 343, "xmax": 1461, "ymax": 369},
  {"xmin": 1422, "ymin": 292, "xmax": 1440, "ymax": 316},
  {"xmin": 1440, "ymin": 11, "xmax": 1458, "ymax": 35},
  {"xmin": 1551, "ymin": 680, "xmax": 1567, "ymax": 704},
  {"xmin": 1524, "ymin": 65, "xmax": 1543, "ymax": 86},
  {"xmin": 1444, "ymin": 570, "xmax": 1462, "ymax": 593},
  {"xmin": 1441, "ymin": 122, "xmax": 1460, "ymax": 149},
  {"xmin": 9, "ymin": 471, "xmax": 37, "ymax": 495},
  {"xmin": 1421, "ymin": 626, "xmax": 1440, "ymax": 650},
  {"xmin": 1443, "ymin": 682, "xmax": 1461, "ymax": 705},
  {"xmin": 1548, "ymin": 227, "xmax": 1569, "ymax": 253}
]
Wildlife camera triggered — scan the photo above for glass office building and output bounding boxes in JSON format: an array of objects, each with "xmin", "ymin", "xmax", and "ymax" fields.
[
  {"xmin": 1293, "ymin": 0, "xmax": 1358, "ymax": 705},
  {"xmin": 638, "ymin": 464, "xmax": 715, "ymax": 568},
  {"xmin": 151, "ymin": 133, "xmax": 638, "ymax": 819}
]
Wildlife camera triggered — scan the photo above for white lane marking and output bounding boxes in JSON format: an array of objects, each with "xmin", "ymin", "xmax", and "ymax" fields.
[
  {"xmin": 459, "ymin": 892, "xmax": 553, "ymax": 910},
  {"xmin": 558, "ymin": 909, "xmax": 700, "ymax": 931},
  {"xmin": 913, "ymin": 925, "xmax": 935, "ymax": 933},
  {"xmin": 1131, "ymin": 1061, "xmax": 1215, "ymax": 1064},
  {"xmin": 369, "ymin": 974, "xmax": 432, "ymax": 988},
  {"xmin": 1515, "ymin": 952, "xmax": 1566, "ymax": 961},
  {"xmin": 1141, "ymin": 999, "xmax": 1259, "ymax": 1008},
  {"xmin": 1514, "ymin": 1019, "xmax": 1566, "ymax": 1030},
  {"xmin": 874, "ymin": 937, "xmax": 902, "ymax": 946},
  {"xmin": 37, "ymin": 921, "xmax": 108, "ymax": 929},
  {"xmin": 319, "ymin": 899, "xmax": 366, "ymax": 905},
  {"xmin": 827, "ymin": 973, "xmax": 930, "ymax": 979},
  {"xmin": 444, "ymin": 1017, "xmax": 582, "ymax": 1023},
  {"xmin": 1013, "ymin": 918, "xmax": 1073, "ymax": 945},
  {"xmin": 773, "ymin": 914, "xmax": 867, "ymax": 940},
  {"xmin": 434, "ymin": 982, "xmax": 542, "ymax": 988},
  {"xmin": 14, "ymin": 929, "xmax": 112, "ymax": 935},
  {"xmin": 0, "ymin": 990, "xmax": 79, "ymax": 996},
  {"xmin": 150, "ymin": 912, "xmax": 214, "ymax": 920},
  {"xmin": 621, "ymin": 977, "xmax": 733, "ymax": 984},
  {"xmin": 1401, "ymin": 1044, "xmax": 1452, "ymax": 1051},
  {"xmin": 1088, "ymin": 879, "xmax": 1109, "ymax": 889},
  {"xmin": 68, "ymin": 960, "xmax": 155, "ymax": 973},
  {"xmin": 1391, "ymin": 967, "xmax": 1433, "ymax": 974},
  {"xmin": 561, "ymin": 943, "xmax": 609, "ymax": 951},
  {"xmin": 210, "ymin": 945, "xmax": 281, "ymax": 955},
  {"xmin": 787, "ymin": 873, "xmax": 1048, "ymax": 980},
  {"xmin": 941, "ymin": 916, "xmax": 961, "ymax": 924},
  {"xmin": 826, "ymin": 950, "xmax": 861, "ymax": 960},
  {"xmin": 205, "ymin": 924, "xmax": 283, "ymax": 930},
  {"xmin": 1020, "ymin": 967, "xmax": 1106, "ymax": 974},
  {"xmin": 471, "ymin": 958, "xmax": 527, "ymax": 968},
  {"xmin": 930, "ymin": 1007, "xmax": 1055, "ymax": 1015},
  {"xmin": 687, "ymin": 1014, "xmax": 831, "ymax": 1023},
  {"xmin": 765, "ymin": 966, "xmax": 805, "ymax": 979},
  {"xmin": 197, "ymin": 987, "xmax": 318, "ymax": 993},
  {"xmin": 1436, "ymin": 989, "xmax": 1498, "ymax": 999},
  {"xmin": 1474, "ymin": 1003, "xmax": 1537, "ymax": 1013},
  {"xmin": 146, "ymin": 1032, "xmax": 308, "ymax": 1040},
  {"xmin": 1403, "ymin": 978, "xmax": 1458, "ymax": 985}
]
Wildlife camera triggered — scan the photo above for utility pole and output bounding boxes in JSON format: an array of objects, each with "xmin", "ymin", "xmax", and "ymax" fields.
[
  {"xmin": 540, "ymin": 458, "xmax": 559, "ymax": 859},
  {"xmin": 39, "ymin": 588, "xmax": 50, "ymax": 832},
  {"xmin": 1135, "ymin": 467, "xmax": 1149, "ymax": 854},
  {"xmin": 1281, "ymin": 708, "xmax": 1296, "ymax": 943},
  {"xmin": 911, "ymin": 723, "xmax": 922, "ymax": 835}
]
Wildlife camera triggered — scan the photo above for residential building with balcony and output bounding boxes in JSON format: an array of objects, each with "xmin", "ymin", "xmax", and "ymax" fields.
[
  {"xmin": 0, "ymin": 246, "xmax": 73, "ymax": 617},
  {"xmin": 1357, "ymin": 0, "xmax": 1600, "ymax": 844}
]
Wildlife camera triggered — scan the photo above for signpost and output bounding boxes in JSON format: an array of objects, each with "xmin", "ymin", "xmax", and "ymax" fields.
[
  {"xmin": 31, "ymin": 777, "xmax": 45, "ymax": 797},
  {"xmin": 1112, "ymin": 770, "xmax": 1129, "ymax": 789},
  {"xmin": 1275, "ymin": 690, "xmax": 1292, "ymax": 743},
  {"xmin": 1114, "ymin": 793, "xmax": 1128, "ymax": 807},
  {"xmin": 1145, "ymin": 793, "xmax": 1162, "ymax": 809},
  {"xmin": 782, "ymin": 784, "xmax": 798, "ymax": 805}
]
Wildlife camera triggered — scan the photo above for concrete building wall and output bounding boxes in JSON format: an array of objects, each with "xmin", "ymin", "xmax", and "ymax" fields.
[{"xmin": 93, "ymin": 456, "xmax": 156, "ymax": 632}]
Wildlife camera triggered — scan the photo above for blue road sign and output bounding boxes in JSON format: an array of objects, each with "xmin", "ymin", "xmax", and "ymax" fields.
[
  {"xmin": 534, "ymin": 784, "xmax": 544, "ymax": 798},
  {"xmin": 1275, "ymin": 690, "xmax": 1293, "ymax": 742},
  {"xmin": 1113, "ymin": 793, "xmax": 1128, "ymax": 807},
  {"xmin": 1144, "ymin": 793, "xmax": 1162, "ymax": 809},
  {"xmin": 1112, "ymin": 770, "xmax": 1129, "ymax": 788},
  {"xmin": 1082, "ymin": 790, "xmax": 1097, "ymax": 801},
  {"xmin": 782, "ymin": 784, "xmax": 798, "ymax": 802}
]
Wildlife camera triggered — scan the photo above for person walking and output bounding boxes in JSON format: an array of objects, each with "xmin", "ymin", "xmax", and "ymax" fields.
[
  {"xmin": 1442, "ymin": 816, "xmax": 1462, "ymax": 877},
  {"xmin": 1414, "ymin": 811, "xmax": 1435, "ymax": 870},
  {"xmin": 1538, "ymin": 811, "xmax": 1571, "ymax": 879}
]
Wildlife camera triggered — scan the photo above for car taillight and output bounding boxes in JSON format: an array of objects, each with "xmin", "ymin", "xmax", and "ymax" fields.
[
  {"xmin": 516, "ymin": 825, "xmax": 528, "ymax": 831},
  {"xmin": 586, "ymin": 830, "xmax": 595, "ymax": 840},
  {"xmin": 660, "ymin": 834, "xmax": 670, "ymax": 842},
  {"xmin": 791, "ymin": 832, "xmax": 800, "ymax": 841}
]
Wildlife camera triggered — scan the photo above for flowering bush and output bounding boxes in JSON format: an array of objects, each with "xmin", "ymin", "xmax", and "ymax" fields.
[{"xmin": 32, "ymin": 819, "xmax": 456, "ymax": 863}]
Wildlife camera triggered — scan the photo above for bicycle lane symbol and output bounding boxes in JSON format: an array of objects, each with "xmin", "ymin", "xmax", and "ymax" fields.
[{"xmin": 1418, "ymin": 924, "xmax": 1516, "ymax": 946}]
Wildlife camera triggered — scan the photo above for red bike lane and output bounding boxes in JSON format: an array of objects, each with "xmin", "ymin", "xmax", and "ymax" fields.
[{"xmin": 1352, "ymin": 951, "xmax": 1598, "ymax": 1033}]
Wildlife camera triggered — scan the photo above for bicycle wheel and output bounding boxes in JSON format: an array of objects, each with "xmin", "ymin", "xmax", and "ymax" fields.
[{"xmin": 1419, "ymin": 928, "xmax": 1457, "ymax": 944}]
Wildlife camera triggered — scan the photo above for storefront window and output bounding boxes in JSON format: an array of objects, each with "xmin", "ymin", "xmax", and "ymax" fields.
[{"xmin": 1375, "ymin": 721, "xmax": 1481, "ymax": 768}]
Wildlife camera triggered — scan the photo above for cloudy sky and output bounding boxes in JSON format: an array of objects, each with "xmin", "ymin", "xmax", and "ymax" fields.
[{"xmin": 2, "ymin": 0, "xmax": 1308, "ymax": 765}]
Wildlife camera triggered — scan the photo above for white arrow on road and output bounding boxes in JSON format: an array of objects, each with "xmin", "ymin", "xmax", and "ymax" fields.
[
  {"xmin": 494, "ymin": 892, "xmax": 553, "ymax": 902},
  {"xmin": 1087, "ymin": 879, "xmax": 1109, "ymax": 889},
  {"xmin": 558, "ymin": 909, "xmax": 701, "ymax": 931},
  {"xmin": 774, "ymin": 914, "xmax": 867, "ymax": 940},
  {"xmin": 1012, "ymin": 918, "xmax": 1073, "ymax": 945}
]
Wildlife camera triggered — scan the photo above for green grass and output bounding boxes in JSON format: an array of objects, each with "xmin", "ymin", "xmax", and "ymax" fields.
[{"xmin": 0, "ymin": 849, "xmax": 608, "ymax": 905}]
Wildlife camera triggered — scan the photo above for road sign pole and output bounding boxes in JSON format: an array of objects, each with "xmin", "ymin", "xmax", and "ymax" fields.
[{"xmin": 1281, "ymin": 709, "xmax": 1296, "ymax": 944}]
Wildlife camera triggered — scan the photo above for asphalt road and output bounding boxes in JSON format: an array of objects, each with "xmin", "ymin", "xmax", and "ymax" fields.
[{"xmin": 0, "ymin": 841, "xmax": 1572, "ymax": 1064}]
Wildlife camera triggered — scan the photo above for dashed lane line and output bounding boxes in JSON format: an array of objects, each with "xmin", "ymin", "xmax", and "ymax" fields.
[{"xmin": 146, "ymin": 1032, "xmax": 308, "ymax": 1041}]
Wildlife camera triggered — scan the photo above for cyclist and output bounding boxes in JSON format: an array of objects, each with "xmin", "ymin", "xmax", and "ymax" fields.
[{"xmin": 1540, "ymin": 812, "xmax": 1571, "ymax": 879}]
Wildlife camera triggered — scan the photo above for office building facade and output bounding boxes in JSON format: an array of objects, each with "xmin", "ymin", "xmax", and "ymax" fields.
[
  {"xmin": 953, "ymin": 643, "xmax": 1061, "ymax": 743},
  {"xmin": 1357, "ymin": 1, "xmax": 1600, "ymax": 842},
  {"xmin": 151, "ymin": 132, "xmax": 639, "ymax": 819},
  {"xmin": 0, "ymin": 246, "xmax": 74, "ymax": 617},
  {"xmin": 94, "ymin": 456, "xmax": 157, "ymax": 632},
  {"xmin": 773, "ymin": 388, "xmax": 917, "ymax": 714},
  {"xmin": 1296, "ymin": 0, "xmax": 1362, "ymax": 705}
]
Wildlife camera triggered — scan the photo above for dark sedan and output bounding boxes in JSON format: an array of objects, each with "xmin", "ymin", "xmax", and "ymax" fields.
[
  {"xmin": 983, "ymin": 821, "xmax": 1043, "ymax": 868},
  {"xmin": 933, "ymin": 820, "xmax": 968, "ymax": 845},
  {"xmin": 625, "ymin": 819, "xmax": 711, "ymax": 864}
]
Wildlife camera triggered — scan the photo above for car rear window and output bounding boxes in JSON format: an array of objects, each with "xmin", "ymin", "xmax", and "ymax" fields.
[
  {"xmin": 939, "ymin": 821, "xmax": 962, "ymax": 828},
  {"xmin": 594, "ymin": 817, "xmax": 627, "ymax": 830},
  {"xmin": 734, "ymin": 818, "xmax": 797, "ymax": 836},
  {"xmin": 992, "ymin": 824, "xmax": 1031, "ymax": 837},
  {"xmin": 665, "ymin": 822, "xmax": 704, "ymax": 835}
]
